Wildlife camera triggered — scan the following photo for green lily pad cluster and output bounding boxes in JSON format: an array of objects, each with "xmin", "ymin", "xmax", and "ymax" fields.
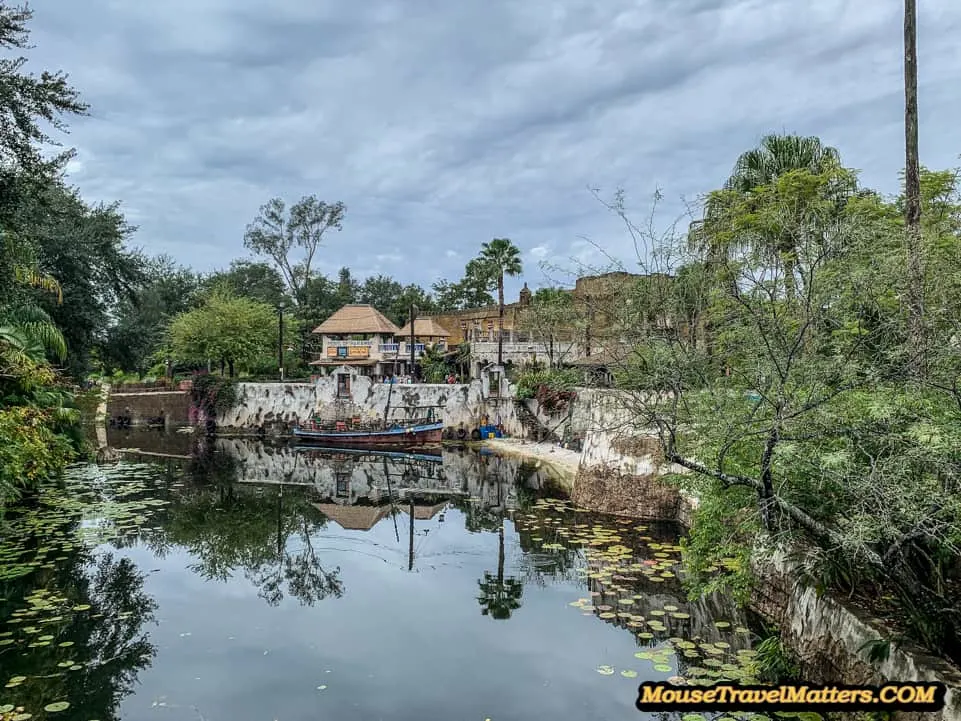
[
  {"xmin": 516, "ymin": 499, "xmax": 823, "ymax": 721},
  {"xmin": 0, "ymin": 463, "xmax": 166, "ymax": 719}
]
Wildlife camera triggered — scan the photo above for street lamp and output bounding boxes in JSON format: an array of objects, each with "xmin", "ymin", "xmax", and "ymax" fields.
[{"xmin": 278, "ymin": 302, "xmax": 285, "ymax": 381}]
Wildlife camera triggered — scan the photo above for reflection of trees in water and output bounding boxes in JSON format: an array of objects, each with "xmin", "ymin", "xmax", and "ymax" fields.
[
  {"xmin": 0, "ymin": 529, "xmax": 157, "ymax": 721},
  {"xmin": 246, "ymin": 490, "xmax": 343, "ymax": 607},
  {"xmin": 144, "ymin": 482, "xmax": 343, "ymax": 607},
  {"xmin": 476, "ymin": 521, "xmax": 524, "ymax": 620}
]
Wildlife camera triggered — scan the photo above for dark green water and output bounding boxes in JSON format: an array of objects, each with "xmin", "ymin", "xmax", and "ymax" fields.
[{"xmin": 1, "ymin": 432, "xmax": 767, "ymax": 721}]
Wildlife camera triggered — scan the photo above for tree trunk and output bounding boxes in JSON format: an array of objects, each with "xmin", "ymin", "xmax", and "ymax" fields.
[
  {"xmin": 497, "ymin": 522, "xmax": 505, "ymax": 585},
  {"xmin": 219, "ymin": 359, "xmax": 225, "ymax": 375},
  {"xmin": 497, "ymin": 274, "xmax": 505, "ymax": 367},
  {"xmin": 904, "ymin": 0, "xmax": 926, "ymax": 380},
  {"xmin": 783, "ymin": 254, "xmax": 797, "ymax": 301},
  {"xmin": 228, "ymin": 359, "xmax": 235, "ymax": 378}
]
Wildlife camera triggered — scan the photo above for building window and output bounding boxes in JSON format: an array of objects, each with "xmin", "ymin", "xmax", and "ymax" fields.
[
  {"xmin": 336, "ymin": 373, "xmax": 351, "ymax": 398},
  {"xmin": 335, "ymin": 473, "xmax": 350, "ymax": 498}
]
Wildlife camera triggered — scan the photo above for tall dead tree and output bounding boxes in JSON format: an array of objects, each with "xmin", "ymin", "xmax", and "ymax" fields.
[{"xmin": 904, "ymin": 0, "xmax": 926, "ymax": 379}]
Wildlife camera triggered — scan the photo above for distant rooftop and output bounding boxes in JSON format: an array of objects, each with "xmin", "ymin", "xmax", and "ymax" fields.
[{"xmin": 313, "ymin": 304, "xmax": 400, "ymax": 335}]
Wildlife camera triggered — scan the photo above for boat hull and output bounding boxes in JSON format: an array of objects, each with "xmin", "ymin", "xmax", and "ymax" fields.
[{"xmin": 292, "ymin": 422, "xmax": 444, "ymax": 448}]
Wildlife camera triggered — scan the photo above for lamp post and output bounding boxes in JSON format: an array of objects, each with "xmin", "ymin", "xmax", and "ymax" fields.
[
  {"xmin": 409, "ymin": 303, "xmax": 417, "ymax": 381},
  {"xmin": 278, "ymin": 302, "xmax": 285, "ymax": 381}
]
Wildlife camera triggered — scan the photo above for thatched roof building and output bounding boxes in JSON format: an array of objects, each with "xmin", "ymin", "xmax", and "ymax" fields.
[
  {"xmin": 313, "ymin": 305, "xmax": 400, "ymax": 335},
  {"xmin": 395, "ymin": 318, "xmax": 451, "ymax": 338}
]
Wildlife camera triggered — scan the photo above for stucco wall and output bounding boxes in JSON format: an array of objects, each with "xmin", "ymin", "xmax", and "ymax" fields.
[
  {"xmin": 216, "ymin": 372, "xmax": 524, "ymax": 436},
  {"xmin": 563, "ymin": 388, "xmax": 697, "ymax": 522},
  {"xmin": 752, "ymin": 548, "xmax": 961, "ymax": 721}
]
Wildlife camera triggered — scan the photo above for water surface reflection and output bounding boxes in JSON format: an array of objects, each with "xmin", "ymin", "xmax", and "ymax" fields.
[{"xmin": 0, "ymin": 433, "xmax": 765, "ymax": 721}]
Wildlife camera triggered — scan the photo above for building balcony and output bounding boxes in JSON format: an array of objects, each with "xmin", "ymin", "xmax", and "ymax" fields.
[
  {"xmin": 378, "ymin": 342, "xmax": 446, "ymax": 357},
  {"xmin": 470, "ymin": 340, "xmax": 579, "ymax": 364}
]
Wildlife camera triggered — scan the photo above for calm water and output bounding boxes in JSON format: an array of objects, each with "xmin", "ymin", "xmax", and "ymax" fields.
[{"xmin": 1, "ymin": 431, "xmax": 766, "ymax": 721}]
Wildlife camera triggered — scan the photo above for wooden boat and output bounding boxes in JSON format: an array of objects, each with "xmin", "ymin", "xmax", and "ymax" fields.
[
  {"xmin": 293, "ymin": 446, "xmax": 443, "ymax": 463},
  {"xmin": 292, "ymin": 420, "xmax": 444, "ymax": 447}
]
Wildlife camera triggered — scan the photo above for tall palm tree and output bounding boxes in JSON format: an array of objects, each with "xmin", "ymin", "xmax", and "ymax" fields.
[
  {"xmin": 903, "ymin": 0, "xmax": 925, "ymax": 379},
  {"xmin": 477, "ymin": 521, "xmax": 524, "ymax": 620},
  {"xmin": 723, "ymin": 134, "xmax": 841, "ymax": 193},
  {"xmin": 689, "ymin": 134, "xmax": 842, "ymax": 300},
  {"xmin": 478, "ymin": 238, "xmax": 522, "ymax": 367}
]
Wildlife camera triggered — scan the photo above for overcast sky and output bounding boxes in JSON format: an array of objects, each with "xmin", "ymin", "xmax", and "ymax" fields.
[{"xmin": 26, "ymin": 0, "xmax": 961, "ymax": 299}]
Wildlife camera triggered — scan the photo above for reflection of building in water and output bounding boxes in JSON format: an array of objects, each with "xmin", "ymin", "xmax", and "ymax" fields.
[
  {"xmin": 212, "ymin": 440, "xmax": 552, "ymax": 515},
  {"xmin": 313, "ymin": 503, "xmax": 392, "ymax": 531}
]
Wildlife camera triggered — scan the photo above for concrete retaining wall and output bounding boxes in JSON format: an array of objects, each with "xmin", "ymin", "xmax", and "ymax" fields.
[
  {"xmin": 216, "ymin": 373, "xmax": 525, "ymax": 437},
  {"xmin": 107, "ymin": 390, "xmax": 192, "ymax": 427},
  {"xmin": 752, "ymin": 549, "xmax": 961, "ymax": 721}
]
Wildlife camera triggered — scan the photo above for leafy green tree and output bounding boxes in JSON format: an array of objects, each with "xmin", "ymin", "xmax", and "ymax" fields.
[
  {"xmin": 432, "ymin": 258, "xmax": 497, "ymax": 311},
  {"xmin": 102, "ymin": 255, "xmax": 199, "ymax": 374},
  {"xmin": 359, "ymin": 274, "xmax": 403, "ymax": 313},
  {"xmin": 16, "ymin": 183, "xmax": 143, "ymax": 377},
  {"xmin": 335, "ymin": 266, "xmax": 359, "ymax": 304},
  {"xmin": 689, "ymin": 134, "xmax": 844, "ymax": 301},
  {"xmin": 593, "ymin": 165, "xmax": 961, "ymax": 659},
  {"xmin": 167, "ymin": 287, "xmax": 276, "ymax": 377},
  {"xmin": 419, "ymin": 343, "xmax": 449, "ymax": 382},
  {"xmin": 477, "ymin": 238, "xmax": 523, "ymax": 365},
  {"xmin": 202, "ymin": 259, "xmax": 287, "ymax": 307},
  {"xmin": 243, "ymin": 196, "xmax": 345, "ymax": 306},
  {"xmin": 0, "ymin": 2, "xmax": 88, "ymax": 221}
]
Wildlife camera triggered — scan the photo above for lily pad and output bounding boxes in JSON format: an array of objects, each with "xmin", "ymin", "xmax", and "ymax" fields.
[
  {"xmin": 653, "ymin": 664, "xmax": 673, "ymax": 673},
  {"xmin": 596, "ymin": 665, "xmax": 615, "ymax": 676},
  {"xmin": 621, "ymin": 669, "xmax": 639, "ymax": 678},
  {"xmin": 44, "ymin": 702, "xmax": 70, "ymax": 713}
]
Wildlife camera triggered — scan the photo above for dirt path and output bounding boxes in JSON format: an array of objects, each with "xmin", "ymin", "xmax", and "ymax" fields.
[{"xmin": 482, "ymin": 438, "xmax": 581, "ymax": 485}]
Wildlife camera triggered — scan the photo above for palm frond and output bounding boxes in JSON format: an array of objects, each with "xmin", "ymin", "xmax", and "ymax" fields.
[
  {"xmin": 13, "ymin": 265, "xmax": 63, "ymax": 303},
  {"xmin": 19, "ymin": 321, "xmax": 67, "ymax": 362}
]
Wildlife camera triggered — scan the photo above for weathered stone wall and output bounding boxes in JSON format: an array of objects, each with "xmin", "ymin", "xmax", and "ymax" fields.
[
  {"xmin": 216, "ymin": 371, "xmax": 525, "ymax": 436},
  {"xmin": 107, "ymin": 390, "xmax": 192, "ymax": 426},
  {"xmin": 752, "ymin": 549, "xmax": 961, "ymax": 721},
  {"xmin": 564, "ymin": 388, "xmax": 697, "ymax": 522}
]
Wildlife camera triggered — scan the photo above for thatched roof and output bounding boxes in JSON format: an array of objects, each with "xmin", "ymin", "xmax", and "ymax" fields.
[
  {"xmin": 395, "ymin": 317, "xmax": 451, "ymax": 338},
  {"xmin": 401, "ymin": 502, "xmax": 449, "ymax": 521},
  {"xmin": 568, "ymin": 348, "xmax": 624, "ymax": 367},
  {"xmin": 313, "ymin": 503, "xmax": 390, "ymax": 531},
  {"xmin": 313, "ymin": 305, "xmax": 400, "ymax": 335}
]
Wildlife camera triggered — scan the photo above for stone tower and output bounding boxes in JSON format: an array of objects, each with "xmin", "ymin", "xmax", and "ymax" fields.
[{"xmin": 518, "ymin": 282, "xmax": 532, "ymax": 307}]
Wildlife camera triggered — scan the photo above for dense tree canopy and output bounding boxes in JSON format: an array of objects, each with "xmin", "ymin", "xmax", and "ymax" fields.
[{"xmin": 166, "ymin": 287, "xmax": 277, "ymax": 377}]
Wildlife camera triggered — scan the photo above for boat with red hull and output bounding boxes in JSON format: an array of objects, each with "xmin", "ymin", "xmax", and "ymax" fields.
[{"xmin": 292, "ymin": 421, "xmax": 444, "ymax": 448}]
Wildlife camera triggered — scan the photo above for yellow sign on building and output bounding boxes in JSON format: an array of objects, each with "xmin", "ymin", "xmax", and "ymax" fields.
[{"xmin": 348, "ymin": 346, "xmax": 369, "ymax": 358}]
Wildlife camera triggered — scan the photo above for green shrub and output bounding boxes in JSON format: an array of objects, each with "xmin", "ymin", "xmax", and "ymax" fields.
[
  {"xmin": 0, "ymin": 406, "xmax": 76, "ymax": 506},
  {"xmin": 189, "ymin": 373, "xmax": 238, "ymax": 417}
]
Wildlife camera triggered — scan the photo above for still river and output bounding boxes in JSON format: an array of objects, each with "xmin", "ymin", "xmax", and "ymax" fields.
[{"xmin": 1, "ymin": 430, "xmax": 770, "ymax": 721}]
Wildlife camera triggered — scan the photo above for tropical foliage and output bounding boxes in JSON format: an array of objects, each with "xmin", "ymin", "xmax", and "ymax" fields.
[{"xmin": 580, "ymin": 137, "xmax": 961, "ymax": 663}]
